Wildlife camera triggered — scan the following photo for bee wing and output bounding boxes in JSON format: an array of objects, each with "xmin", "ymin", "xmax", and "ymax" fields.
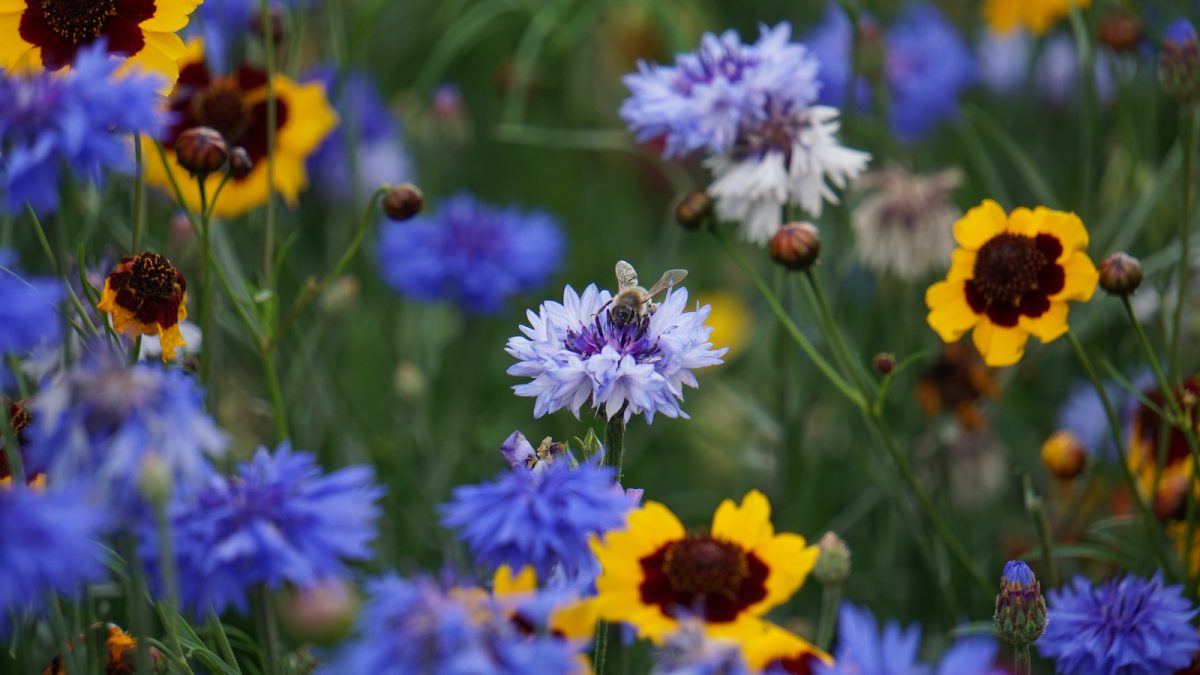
[
  {"xmin": 644, "ymin": 269, "xmax": 688, "ymax": 298},
  {"xmin": 615, "ymin": 260, "xmax": 639, "ymax": 291}
]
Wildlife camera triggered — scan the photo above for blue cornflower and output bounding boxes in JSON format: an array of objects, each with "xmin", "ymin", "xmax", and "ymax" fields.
[
  {"xmin": 319, "ymin": 574, "xmax": 585, "ymax": 675},
  {"xmin": 191, "ymin": 0, "xmax": 313, "ymax": 72},
  {"xmin": 0, "ymin": 249, "xmax": 64, "ymax": 360},
  {"xmin": 507, "ymin": 283, "xmax": 726, "ymax": 423},
  {"xmin": 440, "ymin": 458, "xmax": 631, "ymax": 580},
  {"xmin": 977, "ymin": 29, "xmax": 1032, "ymax": 94},
  {"xmin": 1058, "ymin": 381, "xmax": 1117, "ymax": 458},
  {"xmin": 0, "ymin": 485, "xmax": 107, "ymax": 635},
  {"xmin": 621, "ymin": 23, "xmax": 869, "ymax": 242},
  {"xmin": 151, "ymin": 444, "xmax": 383, "ymax": 615},
  {"xmin": 24, "ymin": 349, "xmax": 227, "ymax": 515},
  {"xmin": 807, "ymin": 3, "xmax": 976, "ymax": 141},
  {"xmin": 1039, "ymin": 573, "xmax": 1200, "ymax": 674},
  {"xmin": 818, "ymin": 604, "xmax": 1003, "ymax": 675},
  {"xmin": 0, "ymin": 41, "xmax": 163, "ymax": 216},
  {"xmin": 378, "ymin": 193, "xmax": 565, "ymax": 314},
  {"xmin": 652, "ymin": 626, "xmax": 751, "ymax": 675},
  {"xmin": 1035, "ymin": 32, "xmax": 1115, "ymax": 106},
  {"xmin": 306, "ymin": 67, "xmax": 414, "ymax": 200}
]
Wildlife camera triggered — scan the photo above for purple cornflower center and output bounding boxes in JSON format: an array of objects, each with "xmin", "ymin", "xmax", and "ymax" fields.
[
  {"xmin": 565, "ymin": 314, "xmax": 661, "ymax": 362},
  {"xmin": 673, "ymin": 42, "xmax": 759, "ymax": 94},
  {"xmin": 737, "ymin": 100, "xmax": 807, "ymax": 157}
]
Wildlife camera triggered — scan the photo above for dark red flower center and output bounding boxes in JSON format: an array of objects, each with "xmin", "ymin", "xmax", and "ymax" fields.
[
  {"xmin": 965, "ymin": 233, "xmax": 1065, "ymax": 327},
  {"xmin": 638, "ymin": 534, "xmax": 768, "ymax": 622},
  {"xmin": 190, "ymin": 79, "xmax": 253, "ymax": 143},
  {"xmin": 763, "ymin": 654, "xmax": 820, "ymax": 675},
  {"xmin": 130, "ymin": 252, "xmax": 178, "ymax": 299},
  {"xmin": 108, "ymin": 252, "xmax": 186, "ymax": 330},
  {"xmin": 41, "ymin": 0, "xmax": 114, "ymax": 42}
]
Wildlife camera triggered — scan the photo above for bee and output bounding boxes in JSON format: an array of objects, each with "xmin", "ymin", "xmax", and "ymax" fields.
[{"xmin": 605, "ymin": 260, "xmax": 688, "ymax": 326}]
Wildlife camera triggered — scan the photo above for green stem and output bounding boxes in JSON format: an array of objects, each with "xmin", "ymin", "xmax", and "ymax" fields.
[
  {"xmin": 208, "ymin": 605, "xmax": 242, "ymax": 674},
  {"xmin": 126, "ymin": 543, "xmax": 154, "ymax": 675},
  {"xmin": 816, "ymin": 584, "xmax": 842, "ymax": 651},
  {"xmin": 262, "ymin": 348, "xmax": 288, "ymax": 443},
  {"xmin": 1024, "ymin": 475, "xmax": 1060, "ymax": 589},
  {"xmin": 46, "ymin": 594, "xmax": 86, "ymax": 675},
  {"xmin": 260, "ymin": 0, "xmax": 279, "ymax": 288},
  {"xmin": 1015, "ymin": 644, "xmax": 1031, "ymax": 675},
  {"xmin": 154, "ymin": 502, "xmax": 187, "ymax": 667},
  {"xmin": 602, "ymin": 418, "xmax": 626, "ymax": 482},
  {"xmin": 253, "ymin": 587, "xmax": 283, "ymax": 675},
  {"xmin": 1171, "ymin": 106, "xmax": 1196, "ymax": 382},
  {"xmin": 1069, "ymin": 5, "xmax": 1096, "ymax": 221},
  {"xmin": 199, "ymin": 178, "xmax": 215, "ymax": 403},
  {"xmin": 803, "ymin": 270, "xmax": 876, "ymax": 398},
  {"xmin": 591, "ymin": 621, "xmax": 610, "ymax": 675},
  {"xmin": 1066, "ymin": 331, "xmax": 1177, "ymax": 572},
  {"xmin": 132, "ymin": 133, "xmax": 145, "ymax": 252},
  {"xmin": 24, "ymin": 203, "xmax": 58, "ymax": 274},
  {"xmin": 710, "ymin": 227, "xmax": 866, "ymax": 410}
]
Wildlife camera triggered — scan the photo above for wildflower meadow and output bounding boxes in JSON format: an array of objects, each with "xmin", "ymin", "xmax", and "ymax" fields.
[{"xmin": 3, "ymin": 0, "xmax": 1200, "ymax": 673}]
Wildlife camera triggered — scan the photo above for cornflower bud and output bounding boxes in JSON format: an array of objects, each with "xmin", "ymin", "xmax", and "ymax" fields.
[
  {"xmin": 770, "ymin": 222, "xmax": 821, "ymax": 271},
  {"xmin": 1159, "ymin": 20, "xmax": 1200, "ymax": 103},
  {"xmin": 994, "ymin": 560, "xmax": 1047, "ymax": 646},
  {"xmin": 675, "ymin": 191, "xmax": 713, "ymax": 231},
  {"xmin": 383, "ymin": 183, "xmax": 424, "ymax": 222},
  {"xmin": 1098, "ymin": 252, "xmax": 1143, "ymax": 296},
  {"xmin": 813, "ymin": 531, "xmax": 851, "ymax": 586},
  {"xmin": 175, "ymin": 127, "xmax": 228, "ymax": 176}
]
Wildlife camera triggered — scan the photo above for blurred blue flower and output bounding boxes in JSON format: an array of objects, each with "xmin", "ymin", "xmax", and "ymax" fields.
[
  {"xmin": 818, "ymin": 604, "xmax": 1002, "ymax": 675},
  {"xmin": 652, "ymin": 626, "xmax": 750, "ymax": 675},
  {"xmin": 1035, "ymin": 33, "xmax": 1115, "ymax": 106},
  {"xmin": 440, "ymin": 459, "xmax": 630, "ymax": 580},
  {"xmin": 306, "ymin": 67, "xmax": 414, "ymax": 199},
  {"xmin": 0, "ymin": 249, "xmax": 64, "ymax": 361},
  {"xmin": 620, "ymin": 23, "xmax": 820, "ymax": 158},
  {"xmin": 0, "ymin": 485, "xmax": 106, "ymax": 635},
  {"xmin": 1039, "ymin": 573, "xmax": 1200, "ymax": 674},
  {"xmin": 806, "ymin": 3, "xmax": 976, "ymax": 141},
  {"xmin": 192, "ymin": 0, "xmax": 312, "ymax": 73},
  {"xmin": 378, "ymin": 193, "xmax": 565, "ymax": 314},
  {"xmin": 1058, "ymin": 380, "xmax": 1117, "ymax": 458},
  {"xmin": 319, "ymin": 574, "xmax": 584, "ymax": 675},
  {"xmin": 1166, "ymin": 19, "xmax": 1198, "ymax": 45},
  {"xmin": 977, "ymin": 29, "xmax": 1032, "ymax": 93},
  {"xmin": 507, "ymin": 284, "xmax": 726, "ymax": 423},
  {"xmin": 25, "ymin": 349, "xmax": 227, "ymax": 515},
  {"xmin": 152, "ymin": 443, "xmax": 383, "ymax": 615},
  {"xmin": 0, "ymin": 41, "xmax": 163, "ymax": 216}
]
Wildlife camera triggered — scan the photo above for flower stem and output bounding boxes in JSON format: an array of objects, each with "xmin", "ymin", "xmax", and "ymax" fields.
[
  {"xmin": 710, "ymin": 227, "xmax": 867, "ymax": 410},
  {"xmin": 1171, "ymin": 105, "xmax": 1196, "ymax": 382},
  {"xmin": 1024, "ymin": 475, "xmax": 1059, "ymax": 589},
  {"xmin": 198, "ymin": 177, "xmax": 215, "ymax": 403},
  {"xmin": 126, "ymin": 542, "xmax": 154, "ymax": 675},
  {"xmin": 816, "ymin": 584, "xmax": 841, "ymax": 651},
  {"xmin": 1068, "ymin": 4, "xmax": 1096, "ymax": 221},
  {"xmin": 253, "ymin": 587, "xmax": 283, "ymax": 675},
  {"xmin": 262, "ymin": 348, "xmax": 288, "ymax": 443},
  {"xmin": 24, "ymin": 203, "xmax": 58, "ymax": 274},
  {"xmin": 602, "ymin": 417, "xmax": 626, "ymax": 482},
  {"xmin": 154, "ymin": 502, "xmax": 186, "ymax": 667},
  {"xmin": 208, "ymin": 605, "xmax": 242, "ymax": 674},
  {"xmin": 259, "ymin": 0, "xmax": 279, "ymax": 288},
  {"xmin": 1065, "ymin": 331, "xmax": 1178, "ymax": 573},
  {"xmin": 1015, "ymin": 644, "xmax": 1032, "ymax": 675},
  {"xmin": 803, "ymin": 270, "xmax": 876, "ymax": 398},
  {"xmin": 132, "ymin": 134, "xmax": 145, "ymax": 252}
]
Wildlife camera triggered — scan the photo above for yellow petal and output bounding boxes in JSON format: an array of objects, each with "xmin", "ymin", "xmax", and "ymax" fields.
[
  {"xmin": 1019, "ymin": 300, "xmax": 1069, "ymax": 343},
  {"xmin": 1053, "ymin": 251, "xmax": 1099, "ymax": 302},
  {"xmin": 711, "ymin": 490, "xmax": 774, "ymax": 550},
  {"xmin": 1034, "ymin": 207, "xmax": 1089, "ymax": 257},
  {"xmin": 138, "ymin": 0, "xmax": 202, "ymax": 33},
  {"xmin": 0, "ymin": 10, "xmax": 36, "ymax": 68},
  {"xmin": 948, "ymin": 248, "xmax": 977, "ymax": 281},
  {"xmin": 1006, "ymin": 206, "xmax": 1040, "ymax": 237},
  {"xmin": 971, "ymin": 318, "xmax": 1029, "ymax": 367},
  {"xmin": 750, "ymin": 535, "xmax": 816, "ymax": 614},
  {"xmin": 926, "ymin": 280, "xmax": 980, "ymax": 343},
  {"xmin": 953, "ymin": 199, "xmax": 1007, "ymax": 250},
  {"xmin": 493, "ymin": 565, "xmax": 537, "ymax": 596}
]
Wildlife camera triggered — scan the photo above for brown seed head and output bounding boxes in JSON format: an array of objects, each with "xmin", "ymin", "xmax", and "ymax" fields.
[
  {"xmin": 770, "ymin": 222, "xmax": 821, "ymax": 271},
  {"xmin": 175, "ymin": 127, "xmax": 228, "ymax": 176}
]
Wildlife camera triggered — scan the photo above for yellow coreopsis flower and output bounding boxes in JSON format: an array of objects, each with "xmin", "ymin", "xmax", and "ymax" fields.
[
  {"xmin": 925, "ymin": 200, "xmax": 1098, "ymax": 368},
  {"xmin": 741, "ymin": 622, "xmax": 833, "ymax": 673},
  {"xmin": 984, "ymin": 0, "xmax": 1090, "ymax": 36},
  {"xmin": 590, "ymin": 490, "xmax": 817, "ymax": 643},
  {"xmin": 97, "ymin": 252, "xmax": 188, "ymax": 362},
  {"xmin": 492, "ymin": 565, "xmax": 598, "ymax": 641},
  {"xmin": 142, "ymin": 39, "xmax": 338, "ymax": 219},
  {"xmin": 0, "ymin": 0, "xmax": 201, "ymax": 87}
]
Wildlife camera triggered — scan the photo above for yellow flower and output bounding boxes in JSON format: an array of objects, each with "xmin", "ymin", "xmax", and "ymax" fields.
[
  {"xmin": 97, "ymin": 252, "xmax": 188, "ymax": 362},
  {"xmin": 983, "ymin": 0, "xmax": 1090, "ymax": 36},
  {"xmin": 699, "ymin": 291, "xmax": 752, "ymax": 362},
  {"xmin": 925, "ymin": 200, "xmax": 1098, "ymax": 368},
  {"xmin": 1127, "ymin": 377, "xmax": 1199, "ymax": 518},
  {"xmin": 142, "ymin": 39, "xmax": 338, "ymax": 219},
  {"xmin": 1041, "ymin": 430, "xmax": 1086, "ymax": 480},
  {"xmin": 0, "ymin": 0, "xmax": 200, "ymax": 88},
  {"xmin": 741, "ymin": 622, "xmax": 833, "ymax": 673},
  {"xmin": 42, "ymin": 624, "xmax": 150, "ymax": 675},
  {"xmin": 590, "ymin": 490, "xmax": 817, "ymax": 643},
  {"xmin": 492, "ymin": 565, "xmax": 598, "ymax": 641}
]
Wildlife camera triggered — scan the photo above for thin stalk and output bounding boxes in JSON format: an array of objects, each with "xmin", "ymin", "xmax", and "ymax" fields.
[
  {"xmin": 253, "ymin": 587, "xmax": 283, "ymax": 675},
  {"xmin": 592, "ymin": 621, "xmax": 610, "ymax": 675},
  {"xmin": 1015, "ymin": 644, "xmax": 1032, "ymax": 675},
  {"xmin": 710, "ymin": 227, "xmax": 866, "ymax": 410},
  {"xmin": 803, "ymin": 270, "xmax": 876, "ymax": 398},
  {"xmin": 46, "ymin": 594, "xmax": 85, "ymax": 675},
  {"xmin": 1171, "ymin": 106, "xmax": 1196, "ymax": 382},
  {"xmin": 1024, "ymin": 475, "xmax": 1060, "ymax": 588},
  {"xmin": 199, "ymin": 178, "xmax": 215, "ymax": 404},
  {"xmin": 262, "ymin": 348, "xmax": 288, "ymax": 443},
  {"xmin": 132, "ymin": 134, "xmax": 145, "ymax": 252},
  {"xmin": 126, "ymin": 544, "xmax": 154, "ymax": 675},
  {"xmin": 154, "ymin": 503, "xmax": 187, "ymax": 667},
  {"xmin": 1069, "ymin": 5, "xmax": 1096, "ymax": 221},
  {"xmin": 593, "ymin": 417, "xmax": 627, "ymax": 674},
  {"xmin": 816, "ymin": 584, "xmax": 842, "ymax": 651},
  {"xmin": 260, "ymin": 0, "xmax": 279, "ymax": 287},
  {"xmin": 1066, "ymin": 331, "xmax": 1177, "ymax": 572},
  {"xmin": 24, "ymin": 203, "xmax": 58, "ymax": 274},
  {"xmin": 208, "ymin": 605, "xmax": 242, "ymax": 674}
]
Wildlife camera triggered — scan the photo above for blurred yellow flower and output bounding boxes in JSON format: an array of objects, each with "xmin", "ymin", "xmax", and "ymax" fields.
[
  {"xmin": 1041, "ymin": 430, "xmax": 1086, "ymax": 480},
  {"xmin": 741, "ymin": 622, "xmax": 832, "ymax": 673},
  {"xmin": 984, "ymin": 0, "xmax": 1090, "ymax": 36},
  {"xmin": 925, "ymin": 200, "xmax": 1098, "ymax": 367},
  {"xmin": 699, "ymin": 291, "xmax": 752, "ymax": 361}
]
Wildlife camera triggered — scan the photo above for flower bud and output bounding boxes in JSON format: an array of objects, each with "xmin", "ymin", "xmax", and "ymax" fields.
[
  {"xmin": 1159, "ymin": 20, "xmax": 1200, "ymax": 103},
  {"xmin": 281, "ymin": 579, "xmax": 359, "ymax": 645},
  {"xmin": 1154, "ymin": 474, "xmax": 1189, "ymax": 520},
  {"xmin": 994, "ymin": 560, "xmax": 1047, "ymax": 646},
  {"xmin": 138, "ymin": 453, "xmax": 173, "ymax": 508},
  {"xmin": 1098, "ymin": 252, "xmax": 1143, "ymax": 295},
  {"xmin": 394, "ymin": 361, "xmax": 427, "ymax": 401},
  {"xmin": 383, "ymin": 183, "xmax": 424, "ymax": 222},
  {"xmin": 872, "ymin": 353, "xmax": 895, "ymax": 375},
  {"xmin": 1098, "ymin": 10, "xmax": 1142, "ymax": 54},
  {"xmin": 1041, "ymin": 430, "xmax": 1086, "ymax": 481},
  {"xmin": 675, "ymin": 191, "xmax": 713, "ymax": 231},
  {"xmin": 770, "ymin": 222, "xmax": 821, "ymax": 271},
  {"xmin": 228, "ymin": 147, "xmax": 253, "ymax": 179},
  {"xmin": 813, "ymin": 531, "xmax": 851, "ymax": 586},
  {"xmin": 175, "ymin": 127, "xmax": 228, "ymax": 176}
]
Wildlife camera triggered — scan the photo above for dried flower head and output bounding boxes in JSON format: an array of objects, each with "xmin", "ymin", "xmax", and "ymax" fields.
[{"xmin": 852, "ymin": 167, "xmax": 962, "ymax": 280}]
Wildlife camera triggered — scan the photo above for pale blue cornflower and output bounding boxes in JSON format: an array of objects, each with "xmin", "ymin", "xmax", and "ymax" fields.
[
  {"xmin": 0, "ymin": 249, "xmax": 64, "ymax": 367},
  {"xmin": 507, "ymin": 283, "xmax": 726, "ymax": 423},
  {"xmin": 818, "ymin": 604, "xmax": 1003, "ymax": 675}
]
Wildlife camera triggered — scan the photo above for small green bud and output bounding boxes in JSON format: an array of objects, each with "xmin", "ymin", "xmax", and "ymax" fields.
[
  {"xmin": 138, "ymin": 453, "xmax": 173, "ymax": 509},
  {"xmin": 994, "ymin": 560, "xmax": 1047, "ymax": 646},
  {"xmin": 813, "ymin": 531, "xmax": 851, "ymax": 586}
]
